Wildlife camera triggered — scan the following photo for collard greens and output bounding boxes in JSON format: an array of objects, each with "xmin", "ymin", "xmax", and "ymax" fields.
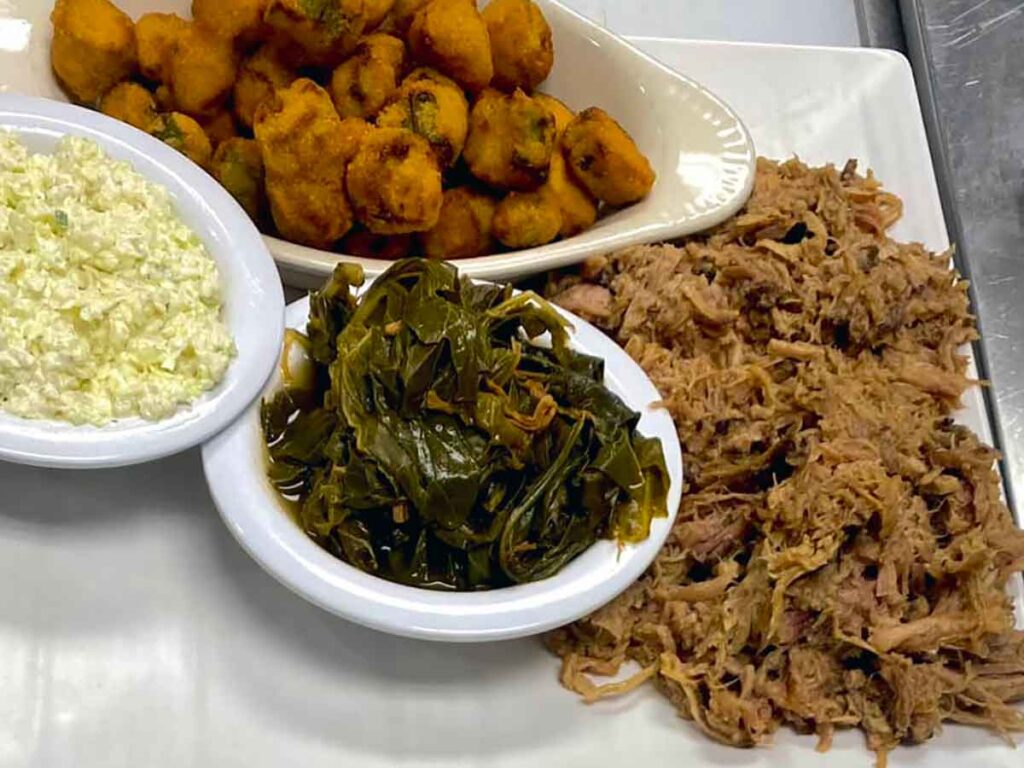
[{"xmin": 262, "ymin": 258, "xmax": 669, "ymax": 590}]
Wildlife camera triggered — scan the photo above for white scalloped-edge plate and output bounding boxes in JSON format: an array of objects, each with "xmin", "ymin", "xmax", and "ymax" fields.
[{"xmin": 9, "ymin": 0, "xmax": 755, "ymax": 287}]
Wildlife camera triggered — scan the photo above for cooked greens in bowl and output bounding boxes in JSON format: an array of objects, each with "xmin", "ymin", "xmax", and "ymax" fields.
[{"xmin": 261, "ymin": 258, "xmax": 668, "ymax": 590}]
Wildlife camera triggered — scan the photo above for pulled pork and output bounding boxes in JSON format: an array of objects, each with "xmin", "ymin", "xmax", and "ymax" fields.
[{"xmin": 547, "ymin": 158, "xmax": 1024, "ymax": 764}]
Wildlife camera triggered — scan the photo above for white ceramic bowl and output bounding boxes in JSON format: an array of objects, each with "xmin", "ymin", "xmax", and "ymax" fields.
[
  {"xmin": 9, "ymin": 0, "xmax": 755, "ymax": 288},
  {"xmin": 202, "ymin": 293, "xmax": 683, "ymax": 642},
  {"xmin": 0, "ymin": 95, "xmax": 285, "ymax": 469}
]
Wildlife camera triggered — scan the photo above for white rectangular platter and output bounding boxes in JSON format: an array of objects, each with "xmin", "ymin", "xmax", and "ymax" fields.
[{"xmin": 0, "ymin": 36, "xmax": 1020, "ymax": 768}]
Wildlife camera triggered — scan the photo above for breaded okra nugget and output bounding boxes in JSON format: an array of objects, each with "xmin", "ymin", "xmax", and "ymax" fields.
[
  {"xmin": 152, "ymin": 112, "xmax": 214, "ymax": 168},
  {"xmin": 375, "ymin": 67, "xmax": 468, "ymax": 167},
  {"xmin": 532, "ymin": 94, "xmax": 597, "ymax": 236},
  {"xmin": 482, "ymin": 0, "xmax": 553, "ymax": 92},
  {"xmin": 210, "ymin": 138, "xmax": 267, "ymax": 223},
  {"xmin": 264, "ymin": 0, "xmax": 367, "ymax": 67},
  {"xmin": 561, "ymin": 107, "xmax": 655, "ymax": 206},
  {"xmin": 492, "ymin": 188, "xmax": 561, "ymax": 248},
  {"xmin": 168, "ymin": 22, "xmax": 239, "ymax": 117},
  {"xmin": 191, "ymin": 0, "xmax": 269, "ymax": 45},
  {"xmin": 346, "ymin": 127, "xmax": 442, "ymax": 234},
  {"xmin": 233, "ymin": 44, "xmax": 297, "ymax": 129},
  {"xmin": 254, "ymin": 79, "xmax": 355, "ymax": 247},
  {"xmin": 99, "ymin": 82, "xmax": 160, "ymax": 132},
  {"xmin": 50, "ymin": 0, "xmax": 137, "ymax": 104},
  {"xmin": 407, "ymin": 0, "xmax": 492, "ymax": 93},
  {"xmin": 463, "ymin": 88, "xmax": 556, "ymax": 190},
  {"xmin": 329, "ymin": 34, "xmax": 406, "ymax": 119},
  {"xmin": 135, "ymin": 12, "xmax": 188, "ymax": 84},
  {"xmin": 419, "ymin": 186, "xmax": 496, "ymax": 259}
]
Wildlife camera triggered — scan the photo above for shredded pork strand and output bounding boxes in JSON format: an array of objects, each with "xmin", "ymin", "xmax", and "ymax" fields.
[{"xmin": 546, "ymin": 158, "xmax": 1024, "ymax": 762}]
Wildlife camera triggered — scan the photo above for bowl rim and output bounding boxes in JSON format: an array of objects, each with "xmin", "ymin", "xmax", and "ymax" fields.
[
  {"xmin": 202, "ymin": 290, "xmax": 683, "ymax": 642},
  {"xmin": 0, "ymin": 94, "xmax": 285, "ymax": 469},
  {"xmin": 267, "ymin": 0, "xmax": 756, "ymax": 285}
]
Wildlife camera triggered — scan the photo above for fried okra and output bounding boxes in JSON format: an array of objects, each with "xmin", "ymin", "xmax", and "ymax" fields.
[
  {"xmin": 482, "ymin": 0, "xmax": 553, "ymax": 92},
  {"xmin": 135, "ymin": 12, "xmax": 188, "ymax": 84},
  {"xmin": 464, "ymin": 88, "xmax": 556, "ymax": 190},
  {"xmin": 199, "ymin": 109, "xmax": 239, "ymax": 148},
  {"xmin": 233, "ymin": 45, "xmax": 297, "ymax": 129},
  {"xmin": 168, "ymin": 23, "xmax": 239, "ymax": 117},
  {"xmin": 341, "ymin": 228, "xmax": 413, "ymax": 260},
  {"xmin": 375, "ymin": 68, "xmax": 468, "ymax": 167},
  {"xmin": 99, "ymin": 82, "xmax": 160, "ymax": 132},
  {"xmin": 531, "ymin": 94, "xmax": 597, "ymax": 236},
  {"xmin": 191, "ymin": 0, "xmax": 269, "ymax": 45},
  {"xmin": 419, "ymin": 186, "xmax": 496, "ymax": 259},
  {"xmin": 492, "ymin": 188, "xmax": 561, "ymax": 248},
  {"xmin": 329, "ymin": 34, "xmax": 406, "ymax": 119},
  {"xmin": 380, "ymin": 0, "xmax": 428, "ymax": 34},
  {"xmin": 338, "ymin": 116, "xmax": 372, "ymax": 162},
  {"xmin": 50, "ymin": 0, "xmax": 137, "ymax": 105},
  {"xmin": 254, "ymin": 79, "xmax": 355, "ymax": 247},
  {"xmin": 265, "ymin": 0, "xmax": 367, "ymax": 67},
  {"xmin": 408, "ymin": 0, "xmax": 492, "ymax": 93},
  {"xmin": 152, "ymin": 112, "xmax": 213, "ymax": 168},
  {"xmin": 211, "ymin": 138, "xmax": 267, "ymax": 223},
  {"xmin": 363, "ymin": 0, "xmax": 396, "ymax": 29},
  {"xmin": 561, "ymin": 107, "xmax": 654, "ymax": 206},
  {"xmin": 346, "ymin": 127, "xmax": 442, "ymax": 234}
]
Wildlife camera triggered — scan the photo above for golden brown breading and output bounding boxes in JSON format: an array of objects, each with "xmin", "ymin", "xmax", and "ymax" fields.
[
  {"xmin": 329, "ymin": 33, "xmax": 406, "ymax": 119},
  {"xmin": 191, "ymin": 0, "xmax": 270, "ymax": 44},
  {"xmin": 152, "ymin": 112, "xmax": 213, "ymax": 168},
  {"xmin": 419, "ymin": 186, "xmax": 496, "ymax": 259},
  {"xmin": 482, "ymin": 0, "xmax": 553, "ymax": 92},
  {"xmin": 561, "ymin": 107, "xmax": 654, "ymax": 206},
  {"xmin": 135, "ymin": 12, "xmax": 188, "ymax": 84},
  {"xmin": 233, "ymin": 44, "xmax": 297, "ymax": 129},
  {"xmin": 379, "ymin": 0, "xmax": 428, "ymax": 34},
  {"xmin": 492, "ymin": 188, "xmax": 561, "ymax": 248},
  {"xmin": 199, "ymin": 109, "xmax": 239, "ymax": 148},
  {"xmin": 408, "ymin": 0, "xmax": 492, "ymax": 93},
  {"xmin": 264, "ymin": 0, "xmax": 367, "ymax": 67},
  {"xmin": 532, "ymin": 93, "xmax": 573, "ymax": 134},
  {"xmin": 254, "ymin": 78, "xmax": 354, "ymax": 247},
  {"xmin": 99, "ymin": 82, "xmax": 160, "ymax": 132},
  {"xmin": 168, "ymin": 22, "xmax": 239, "ymax": 117},
  {"xmin": 337, "ymin": 116, "xmax": 373, "ymax": 162},
  {"xmin": 153, "ymin": 84, "xmax": 176, "ymax": 111},
  {"xmin": 375, "ymin": 67, "xmax": 468, "ymax": 167},
  {"xmin": 363, "ymin": 0, "xmax": 396, "ymax": 29},
  {"xmin": 210, "ymin": 137, "xmax": 267, "ymax": 223},
  {"xmin": 346, "ymin": 127, "xmax": 443, "ymax": 234},
  {"xmin": 50, "ymin": 0, "xmax": 137, "ymax": 105},
  {"xmin": 464, "ymin": 88, "xmax": 556, "ymax": 190},
  {"xmin": 543, "ymin": 151, "xmax": 597, "ymax": 237}
]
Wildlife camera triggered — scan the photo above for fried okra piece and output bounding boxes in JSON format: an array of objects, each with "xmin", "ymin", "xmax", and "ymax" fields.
[
  {"xmin": 233, "ymin": 45, "xmax": 297, "ymax": 129},
  {"xmin": 50, "ymin": 0, "xmax": 137, "ymax": 105},
  {"xmin": 532, "ymin": 93, "xmax": 573, "ymax": 134},
  {"xmin": 531, "ymin": 94, "xmax": 597, "ymax": 236},
  {"xmin": 211, "ymin": 138, "xmax": 267, "ymax": 223},
  {"xmin": 152, "ymin": 112, "xmax": 214, "ymax": 168},
  {"xmin": 135, "ymin": 12, "xmax": 189, "ymax": 84},
  {"xmin": 254, "ymin": 79, "xmax": 354, "ymax": 247},
  {"xmin": 419, "ymin": 186, "xmax": 496, "ymax": 259},
  {"xmin": 379, "ymin": 0, "xmax": 428, "ymax": 34},
  {"xmin": 99, "ymin": 82, "xmax": 160, "ymax": 132},
  {"xmin": 376, "ymin": 68, "xmax": 468, "ymax": 167},
  {"xmin": 168, "ymin": 23, "xmax": 239, "ymax": 117},
  {"xmin": 544, "ymin": 151, "xmax": 597, "ymax": 237},
  {"xmin": 464, "ymin": 88, "xmax": 556, "ymax": 190},
  {"xmin": 338, "ymin": 116, "xmax": 372, "ymax": 162},
  {"xmin": 346, "ymin": 127, "xmax": 442, "ymax": 234},
  {"xmin": 329, "ymin": 34, "xmax": 406, "ymax": 119},
  {"xmin": 264, "ymin": 0, "xmax": 367, "ymax": 67},
  {"xmin": 492, "ymin": 188, "xmax": 561, "ymax": 248},
  {"xmin": 341, "ymin": 228, "xmax": 413, "ymax": 260},
  {"xmin": 153, "ymin": 84, "xmax": 176, "ymax": 111},
  {"xmin": 408, "ymin": 0, "xmax": 492, "ymax": 93},
  {"xmin": 561, "ymin": 107, "xmax": 655, "ymax": 206},
  {"xmin": 191, "ymin": 0, "xmax": 269, "ymax": 45},
  {"xmin": 482, "ymin": 0, "xmax": 553, "ymax": 92},
  {"xmin": 363, "ymin": 0, "xmax": 396, "ymax": 29},
  {"xmin": 199, "ymin": 109, "xmax": 239, "ymax": 148}
]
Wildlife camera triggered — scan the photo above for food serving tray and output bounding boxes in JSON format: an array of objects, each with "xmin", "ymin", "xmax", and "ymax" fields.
[{"xmin": 0, "ymin": 38, "xmax": 1020, "ymax": 768}]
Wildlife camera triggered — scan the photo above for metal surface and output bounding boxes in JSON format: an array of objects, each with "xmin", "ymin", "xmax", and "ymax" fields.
[
  {"xmin": 856, "ymin": 0, "xmax": 907, "ymax": 50},
  {"xmin": 900, "ymin": 0, "xmax": 1024, "ymax": 517}
]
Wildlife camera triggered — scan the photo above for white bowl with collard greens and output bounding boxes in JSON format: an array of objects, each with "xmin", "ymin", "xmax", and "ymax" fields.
[{"xmin": 202, "ymin": 258, "xmax": 682, "ymax": 641}]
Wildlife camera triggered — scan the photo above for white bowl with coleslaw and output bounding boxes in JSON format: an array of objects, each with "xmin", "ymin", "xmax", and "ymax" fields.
[{"xmin": 0, "ymin": 95, "xmax": 284, "ymax": 469}]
